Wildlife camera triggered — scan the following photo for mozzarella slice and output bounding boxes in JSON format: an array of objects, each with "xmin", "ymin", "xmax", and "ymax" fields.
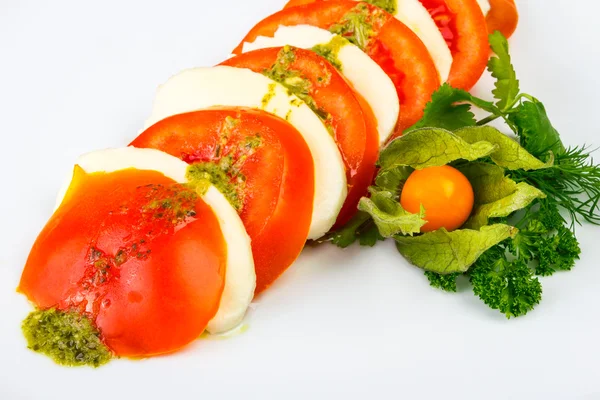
[
  {"xmin": 241, "ymin": 25, "xmax": 399, "ymax": 145},
  {"xmin": 144, "ymin": 66, "xmax": 347, "ymax": 240},
  {"xmin": 476, "ymin": 0, "xmax": 491, "ymax": 16},
  {"xmin": 55, "ymin": 147, "xmax": 255, "ymax": 335},
  {"xmin": 392, "ymin": 0, "xmax": 452, "ymax": 82}
]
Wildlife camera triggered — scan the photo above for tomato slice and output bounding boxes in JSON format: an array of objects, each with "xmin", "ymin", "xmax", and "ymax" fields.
[
  {"xmin": 418, "ymin": 0, "xmax": 488, "ymax": 90},
  {"xmin": 284, "ymin": 0, "xmax": 319, "ymax": 6},
  {"xmin": 220, "ymin": 47, "xmax": 378, "ymax": 228},
  {"xmin": 232, "ymin": 1, "xmax": 440, "ymax": 132},
  {"xmin": 131, "ymin": 107, "xmax": 314, "ymax": 294},
  {"xmin": 486, "ymin": 0, "xmax": 518, "ymax": 39},
  {"xmin": 19, "ymin": 167, "xmax": 226, "ymax": 357}
]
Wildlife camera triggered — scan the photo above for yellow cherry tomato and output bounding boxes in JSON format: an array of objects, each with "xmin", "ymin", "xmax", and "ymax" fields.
[{"xmin": 400, "ymin": 165, "xmax": 474, "ymax": 232}]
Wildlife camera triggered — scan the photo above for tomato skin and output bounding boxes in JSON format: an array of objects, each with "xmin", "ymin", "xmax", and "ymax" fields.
[
  {"xmin": 19, "ymin": 168, "xmax": 226, "ymax": 357},
  {"xmin": 418, "ymin": 0, "xmax": 488, "ymax": 90},
  {"xmin": 232, "ymin": 1, "xmax": 439, "ymax": 132},
  {"xmin": 400, "ymin": 165, "xmax": 474, "ymax": 232},
  {"xmin": 131, "ymin": 108, "xmax": 314, "ymax": 294},
  {"xmin": 486, "ymin": 0, "xmax": 518, "ymax": 39},
  {"xmin": 220, "ymin": 47, "xmax": 378, "ymax": 228},
  {"xmin": 372, "ymin": 21, "xmax": 439, "ymax": 132},
  {"xmin": 284, "ymin": 0, "xmax": 316, "ymax": 7}
]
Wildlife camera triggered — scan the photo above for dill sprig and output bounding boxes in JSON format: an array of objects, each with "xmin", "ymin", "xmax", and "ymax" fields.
[{"xmin": 511, "ymin": 145, "xmax": 600, "ymax": 226}]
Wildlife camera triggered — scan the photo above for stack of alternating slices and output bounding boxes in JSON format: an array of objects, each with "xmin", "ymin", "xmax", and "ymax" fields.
[{"xmin": 19, "ymin": 0, "xmax": 518, "ymax": 360}]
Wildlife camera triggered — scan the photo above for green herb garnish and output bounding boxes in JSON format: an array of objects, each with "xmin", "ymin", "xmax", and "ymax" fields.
[{"xmin": 327, "ymin": 31, "xmax": 600, "ymax": 318}]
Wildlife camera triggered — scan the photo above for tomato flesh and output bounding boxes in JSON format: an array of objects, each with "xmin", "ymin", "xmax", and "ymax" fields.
[
  {"xmin": 19, "ymin": 168, "xmax": 226, "ymax": 357},
  {"xmin": 400, "ymin": 165, "xmax": 474, "ymax": 232},
  {"xmin": 233, "ymin": 1, "xmax": 439, "ymax": 132},
  {"xmin": 131, "ymin": 108, "xmax": 314, "ymax": 294},
  {"xmin": 220, "ymin": 47, "xmax": 378, "ymax": 228}
]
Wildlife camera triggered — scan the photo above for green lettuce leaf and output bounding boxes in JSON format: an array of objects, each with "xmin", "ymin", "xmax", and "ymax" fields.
[
  {"xmin": 395, "ymin": 224, "xmax": 518, "ymax": 274},
  {"xmin": 373, "ymin": 165, "xmax": 412, "ymax": 196},
  {"xmin": 466, "ymin": 183, "xmax": 546, "ymax": 229},
  {"xmin": 379, "ymin": 127, "xmax": 497, "ymax": 170},
  {"xmin": 454, "ymin": 126, "xmax": 552, "ymax": 170},
  {"xmin": 358, "ymin": 190, "xmax": 426, "ymax": 237},
  {"xmin": 488, "ymin": 31, "xmax": 520, "ymax": 110},
  {"xmin": 458, "ymin": 163, "xmax": 546, "ymax": 229}
]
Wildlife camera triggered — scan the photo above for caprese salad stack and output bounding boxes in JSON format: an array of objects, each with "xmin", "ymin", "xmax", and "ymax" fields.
[{"xmin": 18, "ymin": 0, "xmax": 517, "ymax": 367}]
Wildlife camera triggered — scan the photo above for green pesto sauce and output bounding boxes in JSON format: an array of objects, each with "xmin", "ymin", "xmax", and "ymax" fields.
[
  {"xmin": 329, "ymin": 3, "xmax": 385, "ymax": 50},
  {"xmin": 186, "ymin": 133, "xmax": 263, "ymax": 212},
  {"xmin": 186, "ymin": 163, "xmax": 242, "ymax": 210},
  {"xmin": 263, "ymin": 46, "xmax": 333, "ymax": 133},
  {"xmin": 366, "ymin": 0, "xmax": 397, "ymax": 15},
  {"xmin": 312, "ymin": 36, "xmax": 349, "ymax": 72},
  {"xmin": 141, "ymin": 184, "xmax": 199, "ymax": 225},
  {"xmin": 22, "ymin": 308, "xmax": 111, "ymax": 368},
  {"xmin": 261, "ymin": 83, "xmax": 277, "ymax": 109}
]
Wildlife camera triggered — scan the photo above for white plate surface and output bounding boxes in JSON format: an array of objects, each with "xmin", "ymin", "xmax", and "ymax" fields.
[{"xmin": 0, "ymin": 1, "xmax": 599, "ymax": 399}]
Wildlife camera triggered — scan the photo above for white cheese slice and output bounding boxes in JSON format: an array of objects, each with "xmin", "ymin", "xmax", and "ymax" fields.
[
  {"xmin": 393, "ymin": 0, "xmax": 453, "ymax": 82},
  {"xmin": 55, "ymin": 147, "xmax": 255, "ymax": 335},
  {"xmin": 241, "ymin": 24, "xmax": 399, "ymax": 145},
  {"xmin": 144, "ymin": 66, "xmax": 347, "ymax": 240}
]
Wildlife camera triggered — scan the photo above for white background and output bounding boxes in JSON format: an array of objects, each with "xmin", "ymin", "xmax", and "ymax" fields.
[{"xmin": 1, "ymin": 0, "xmax": 599, "ymax": 399}]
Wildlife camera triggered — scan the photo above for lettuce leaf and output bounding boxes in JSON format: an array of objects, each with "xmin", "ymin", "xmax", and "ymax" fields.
[
  {"xmin": 395, "ymin": 224, "xmax": 518, "ymax": 274},
  {"xmin": 458, "ymin": 163, "xmax": 546, "ymax": 229},
  {"xmin": 454, "ymin": 126, "xmax": 552, "ymax": 170},
  {"xmin": 379, "ymin": 128, "xmax": 497, "ymax": 170},
  {"xmin": 373, "ymin": 165, "xmax": 412, "ymax": 196},
  {"xmin": 358, "ymin": 190, "xmax": 426, "ymax": 237}
]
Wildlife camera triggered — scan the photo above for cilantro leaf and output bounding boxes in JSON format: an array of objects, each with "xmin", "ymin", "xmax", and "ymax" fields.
[
  {"xmin": 488, "ymin": 31, "xmax": 520, "ymax": 110},
  {"xmin": 408, "ymin": 84, "xmax": 500, "ymax": 132},
  {"xmin": 409, "ymin": 84, "xmax": 477, "ymax": 131},
  {"xmin": 424, "ymin": 271, "xmax": 459, "ymax": 292}
]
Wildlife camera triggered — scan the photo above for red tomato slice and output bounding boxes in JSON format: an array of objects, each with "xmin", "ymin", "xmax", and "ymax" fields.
[
  {"xmin": 418, "ymin": 0, "xmax": 488, "ymax": 90},
  {"xmin": 285, "ymin": 0, "xmax": 318, "ymax": 6},
  {"xmin": 232, "ymin": 1, "xmax": 440, "ymax": 132},
  {"xmin": 131, "ymin": 108, "xmax": 314, "ymax": 294},
  {"xmin": 19, "ymin": 167, "xmax": 226, "ymax": 357},
  {"xmin": 486, "ymin": 0, "xmax": 518, "ymax": 39},
  {"xmin": 220, "ymin": 47, "xmax": 378, "ymax": 228}
]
